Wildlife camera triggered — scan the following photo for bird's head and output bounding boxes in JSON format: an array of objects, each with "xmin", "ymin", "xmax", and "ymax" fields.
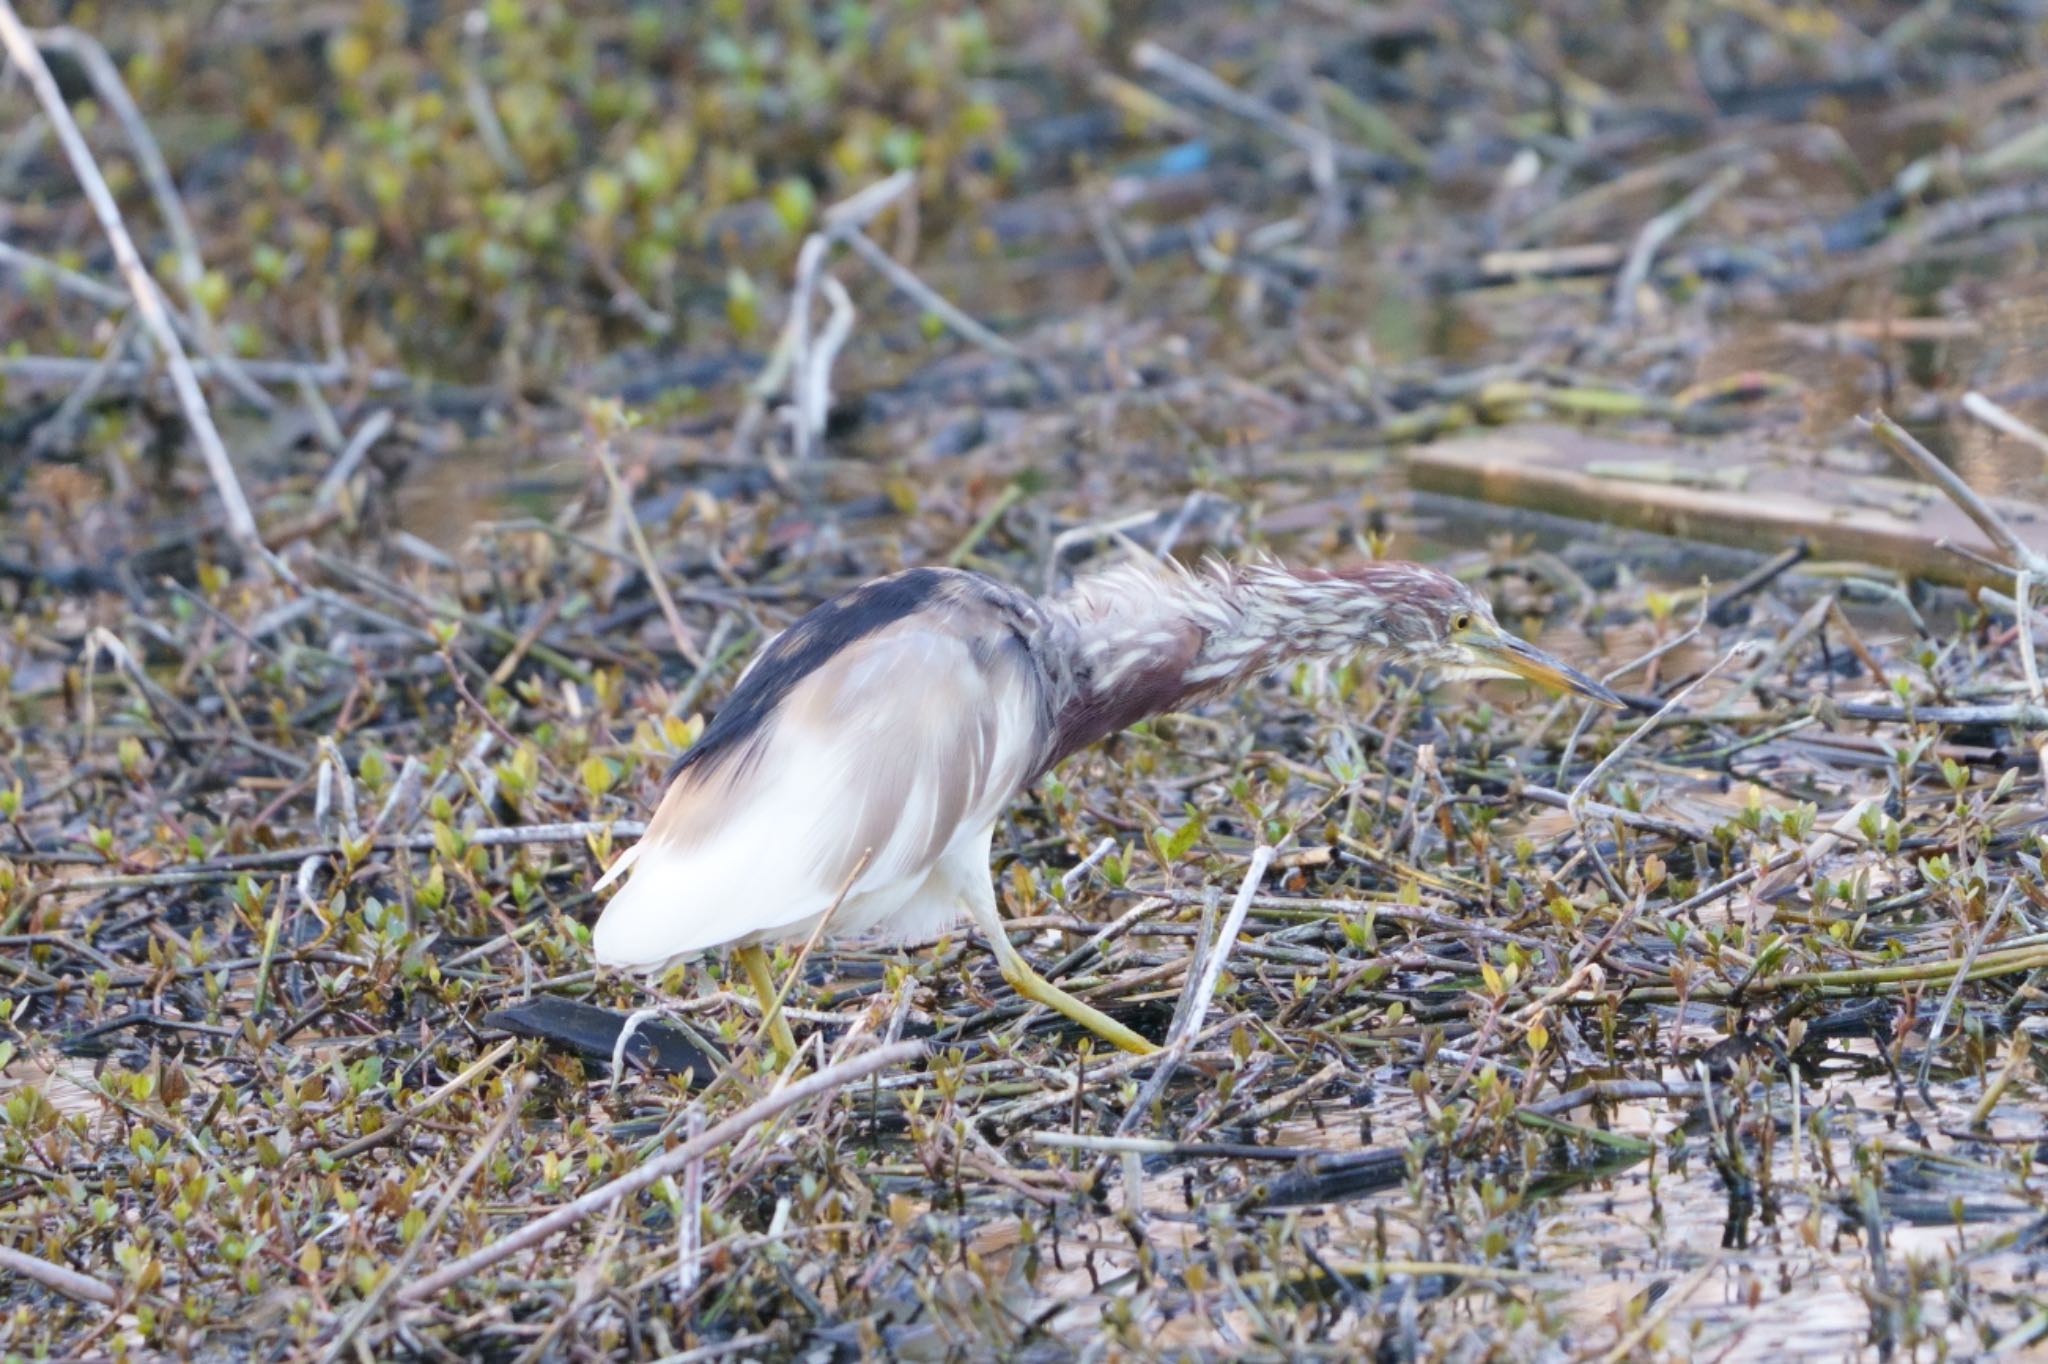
[{"xmin": 1322, "ymin": 563, "xmax": 1624, "ymax": 708}]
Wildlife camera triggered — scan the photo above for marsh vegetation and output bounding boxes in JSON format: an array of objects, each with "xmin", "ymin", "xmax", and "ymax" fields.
[{"xmin": 4, "ymin": 1, "xmax": 2048, "ymax": 1359}]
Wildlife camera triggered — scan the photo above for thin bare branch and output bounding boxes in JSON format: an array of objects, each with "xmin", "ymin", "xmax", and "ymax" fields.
[
  {"xmin": 0, "ymin": 1245, "xmax": 119, "ymax": 1308},
  {"xmin": 1864, "ymin": 409, "xmax": 2048, "ymax": 577},
  {"xmin": 0, "ymin": 3, "xmax": 271, "ymax": 565}
]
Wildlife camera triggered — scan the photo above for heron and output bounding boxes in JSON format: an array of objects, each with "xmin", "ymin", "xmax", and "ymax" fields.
[{"xmin": 591, "ymin": 555, "xmax": 1621, "ymax": 1058}]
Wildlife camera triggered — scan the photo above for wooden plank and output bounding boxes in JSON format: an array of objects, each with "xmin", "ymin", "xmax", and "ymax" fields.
[{"xmin": 1403, "ymin": 425, "xmax": 2048, "ymax": 589}]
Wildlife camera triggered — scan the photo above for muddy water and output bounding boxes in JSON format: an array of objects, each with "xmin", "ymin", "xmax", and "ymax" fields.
[
  {"xmin": 1707, "ymin": 266, "xmax": 2048, "ymax": 503},
  {"xmin": 394, "ymin": 256, "xmax": 2048, "ymax": 573},
  {"xmin": 907, "ymin": 1049, "xmax": 2047, "ymax": 1359},
  {"xmin": 1537, "ymin": 1058, "xmax": 2047, "ymax": 1360}
]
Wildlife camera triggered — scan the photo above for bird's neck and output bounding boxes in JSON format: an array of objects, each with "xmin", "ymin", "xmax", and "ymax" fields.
[
  {"xmin": 1178, "ymin": 559, "xmax": 1392, "ymax": 688},
  {"xmin": 1039, "ymin": 559, "xmax": 1385, "ymax": 767}
]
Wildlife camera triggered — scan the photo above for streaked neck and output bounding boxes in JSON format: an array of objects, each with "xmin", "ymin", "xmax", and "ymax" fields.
[
  {"xmin": 1039, "ymin": 559, "xmax": 1393, "ymax": 767},
  {"xmin": 1177, "ymin": 560, "xmax": 1397, "ymax": 689}
]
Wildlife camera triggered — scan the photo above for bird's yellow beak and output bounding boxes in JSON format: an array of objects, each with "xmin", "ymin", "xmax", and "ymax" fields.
[{"xmin": 1458, "ymin": 626, "xmax": 1625, "ymax": 708}]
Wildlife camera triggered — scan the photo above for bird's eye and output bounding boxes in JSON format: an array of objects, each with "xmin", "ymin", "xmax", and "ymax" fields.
[{"xmin": 1451, "ymin": 612, "xmax": 1472, "ymax": 632}]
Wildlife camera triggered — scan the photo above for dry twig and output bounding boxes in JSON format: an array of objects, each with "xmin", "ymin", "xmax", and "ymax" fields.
[
  {"xmin": 394, "ymin": 1040, "xmax": 921, "ymax": 1303},
  {"xmin": 0, "ymin": 3, "xmax": 271, "ymax": 566}
]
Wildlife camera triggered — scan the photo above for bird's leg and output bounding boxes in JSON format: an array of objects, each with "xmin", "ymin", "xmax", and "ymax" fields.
[
  {"xmin": 960, "ymin": 893, "xmax": 1160, "ymax": 1056},
  {"xmin": 1003, "ymin": 952, "xmax": 1161, "ymax": 1058},
  {"xmin": 735, "ymin": 943, "xmax": 798, "ymax": 1063}
]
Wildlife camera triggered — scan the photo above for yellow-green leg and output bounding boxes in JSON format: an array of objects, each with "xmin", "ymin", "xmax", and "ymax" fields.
[
  {"xmin": 1001, "ymin": 954, "xmax": 1161, "ymax": 1057},
  {"xmin": 963, "ymin": 897, "xmax": 1160, "ymax": 1056},
  {"xmin": 736, "ymin": 943, "xmax": 798, "ymax": 1063}
]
